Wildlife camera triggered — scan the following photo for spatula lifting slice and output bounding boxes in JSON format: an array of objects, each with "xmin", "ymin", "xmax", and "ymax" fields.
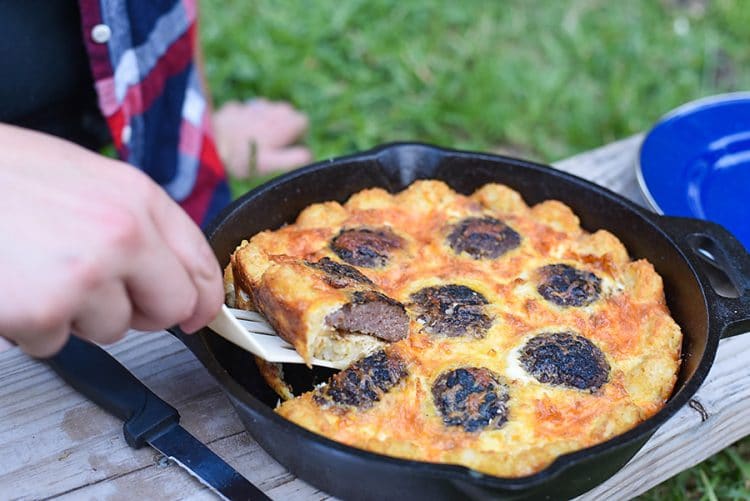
[{"xmin": 207, "ymin": 305, "xmax": 346, "ymax": 369}]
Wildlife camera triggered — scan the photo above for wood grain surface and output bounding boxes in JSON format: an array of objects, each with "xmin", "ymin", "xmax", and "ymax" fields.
[{"xmin": 2, "ymin": 134, "xmax": 748, "ymax": 500}]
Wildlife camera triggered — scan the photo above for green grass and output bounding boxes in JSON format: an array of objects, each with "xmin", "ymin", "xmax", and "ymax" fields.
[
  {"xmin": 199, "ymin": 0, "xmax": 750, "ymax": 497},
  {"xmin": 642, "ymin": 443, "xmax": 750, "ymax": 500}
]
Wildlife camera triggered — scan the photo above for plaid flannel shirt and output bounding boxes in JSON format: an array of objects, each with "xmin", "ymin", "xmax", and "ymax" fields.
[{"xmin": 78, "ymin": 0, "xmax": 230, "ymax": 226}]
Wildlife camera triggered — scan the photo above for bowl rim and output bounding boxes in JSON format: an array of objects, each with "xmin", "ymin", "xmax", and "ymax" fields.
[{"xmin": 636, "ymin": 91, "xmax": 750, "ymax": 215}]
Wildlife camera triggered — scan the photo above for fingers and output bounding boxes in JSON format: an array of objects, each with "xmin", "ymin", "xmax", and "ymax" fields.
[
  {"xmin": 11, "ymin": 281, "xmax": 132, "ymax": 356},
  {"xmin": 221, "ymin": 139, "xmax": 252, "ymax": 178},
  {"xmin": 213, "ymin": 99, "xmax": 311, "ymax": 179},
  {"xmin": 144, "ymin": 190, "xmax": 223, "ymax": 333},
  {"xmin": 214, "ymin": 99, "xmax": 309, "ymax": 148},
  {"xmin": 0, "ymin": 280, "xmax": 75, "ymax": 357},
  {"xmin": 0, "ymin": 337, "xmax": 14, "ymax": 352},
  {"xmin": 71, "ymin": 281, "xmax": 132, "ymax": 344},
  {"xmin": 256, "ymin": 146, "xmax": 313, "ymax": 174},
  {"xmin": 125, "ymin": 230, "xmax": 199, "ymax": 332},
  {"xmin": 15, "ymin": 325, "xmax": 69, "ymax": 359},
  {"xmin": 249, "ymin": 100, "xmax": 309, "ymax": 148}
]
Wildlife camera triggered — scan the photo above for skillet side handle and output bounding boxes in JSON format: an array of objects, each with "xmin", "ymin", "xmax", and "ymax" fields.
[{"xmin": 657, "ymin": 216, "xmax": 750, "ymax": 338}]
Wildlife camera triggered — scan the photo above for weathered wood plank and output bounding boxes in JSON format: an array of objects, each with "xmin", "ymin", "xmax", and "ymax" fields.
[{"xmin": 0, "ymin": 333, "xmax": 322, "ymax": 500}]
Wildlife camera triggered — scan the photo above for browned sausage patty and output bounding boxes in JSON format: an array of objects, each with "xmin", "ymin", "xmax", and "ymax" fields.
[
  {"xmin": 447, "ymin": 216, "xmax": 521, "ymax": 259},
  {"xmin": 330, "ymin": 227, "xmax": 404, "ymax": 268},
  {"xmin": 326, "ymin": 290, "xmax": 409, "ymax": 342}
]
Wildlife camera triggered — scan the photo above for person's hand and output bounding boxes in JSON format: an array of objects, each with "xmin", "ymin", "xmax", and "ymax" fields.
[
  {"xmin": 0, "ymin": 124, "xmax": 224, "ymax": 357},
  {"xmin": 213, "ymin": 99, "xmax": 312, "ymax": 178}
]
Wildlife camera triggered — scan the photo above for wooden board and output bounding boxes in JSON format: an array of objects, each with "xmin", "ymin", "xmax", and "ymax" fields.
[
  {"xmin": 0, "ymin": 333, "xmax": 325, "ymax": 500},
  {"xmin": 1, "ymin": 134, "xmax": 748, "ymax": 500}
]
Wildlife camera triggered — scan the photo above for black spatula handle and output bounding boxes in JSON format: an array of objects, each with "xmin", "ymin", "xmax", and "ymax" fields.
[{"xmin": 46, "ymin": 335, "xmax": 179, "ymax": 448}]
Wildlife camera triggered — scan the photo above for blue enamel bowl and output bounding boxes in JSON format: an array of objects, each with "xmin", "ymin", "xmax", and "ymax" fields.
[{"xmin": 638, "ymin": 92, "xmax": 750, "ymax": 251}]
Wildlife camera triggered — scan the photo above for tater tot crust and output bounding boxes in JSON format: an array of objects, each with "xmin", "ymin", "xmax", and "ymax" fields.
[{"xmin": 227, "ymin": 180, "xmax": 682, "ymax": 478}]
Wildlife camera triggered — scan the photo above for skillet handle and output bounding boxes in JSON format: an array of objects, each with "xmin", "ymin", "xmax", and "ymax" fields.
[{"xmin": 657, "ymin": 216, "xmax": 750, "ymax": 338}]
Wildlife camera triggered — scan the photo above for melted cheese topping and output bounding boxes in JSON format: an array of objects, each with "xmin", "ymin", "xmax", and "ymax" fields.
[{"xmin": 230, "ymin": 180, "xmax": 682, "ymax": 478}]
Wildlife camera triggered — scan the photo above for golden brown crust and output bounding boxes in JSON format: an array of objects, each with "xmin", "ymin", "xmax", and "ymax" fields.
[
  {"xmin": 252, "ymin": 262, "xmax": 316, "ymax": 361},
  {"xmin": 229, "ymin": 180, "xmax": 682, "ymax": 478},
  {"xmin": 248, "ymin": 257, "xmax": 397, "ymax": 366},
  {"xmin": 255, "ymin": 358, "xmax": 295, "ymax": 401},
  {"xmin": 223, "ymin": 264, "xmax": 236, "ymax": 308}
]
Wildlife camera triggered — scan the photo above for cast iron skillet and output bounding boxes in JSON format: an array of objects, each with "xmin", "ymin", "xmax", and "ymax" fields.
[{"xmin": 173, "ymin": 143, "xmax": 750, "ymax": 500}]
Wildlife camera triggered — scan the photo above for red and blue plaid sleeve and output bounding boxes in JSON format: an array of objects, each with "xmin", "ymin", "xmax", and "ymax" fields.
[{"xmin": 78, "ymin": 0, "xmax": 230, "ymax": 227}]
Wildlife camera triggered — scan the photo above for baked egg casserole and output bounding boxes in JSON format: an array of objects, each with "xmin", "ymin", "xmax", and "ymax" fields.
[{"xmin": 225, "ymin": 180, "xmax": 682, "ymax": 477}]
